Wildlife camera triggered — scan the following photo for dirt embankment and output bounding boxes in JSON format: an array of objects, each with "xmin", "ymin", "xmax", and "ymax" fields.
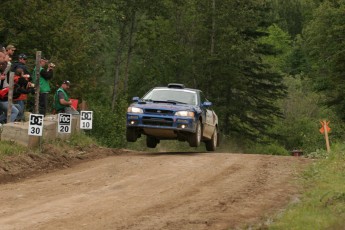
[{"xmin": 0, "ymin": 147, "xmax": 311, "ymax": 230}]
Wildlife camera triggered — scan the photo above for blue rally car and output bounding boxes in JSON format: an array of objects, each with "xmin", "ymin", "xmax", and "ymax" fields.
[{"xmin": 126, "ymin": 83, "xmax": 219, "ymax": 151}]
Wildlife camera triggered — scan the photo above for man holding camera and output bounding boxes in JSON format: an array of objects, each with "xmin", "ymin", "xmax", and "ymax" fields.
[{"xmin": 32, "ymin": 57, "xmax": 55, "ymax": 116}]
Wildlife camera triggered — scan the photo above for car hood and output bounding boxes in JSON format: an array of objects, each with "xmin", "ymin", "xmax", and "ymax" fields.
[{"xmin": 131, "ymin": 102, "xmax": 199, "ymax": 112}]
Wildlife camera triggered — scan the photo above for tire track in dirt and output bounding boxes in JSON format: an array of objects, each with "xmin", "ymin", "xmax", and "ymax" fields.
[{"xmin": 0, "ymin": 152, "xmax": 310, "ymax": 230}]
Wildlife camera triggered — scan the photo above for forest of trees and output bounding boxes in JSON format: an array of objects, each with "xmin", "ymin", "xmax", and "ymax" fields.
[{"xmin": 1, "ymin": 0, "xmax": 345, "ymax": 154}]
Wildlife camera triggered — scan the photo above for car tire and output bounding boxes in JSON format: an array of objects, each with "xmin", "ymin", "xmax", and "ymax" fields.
[
  {"xmin": 126, "ymin": 128, "xmax": 138, "ymax": 142},
  {"xmin": 146, "ymin": 136, "xmax": 158, "ymax": 148},
  {"xmin": 205, "ymin": 128, "xmax": 218, "ymax": 151},
  {"xmin": 189, "ymin": 120, "xmax": 202, "ymax": 147}
]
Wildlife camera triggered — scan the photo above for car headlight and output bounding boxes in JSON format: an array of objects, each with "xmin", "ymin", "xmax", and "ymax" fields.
[
  {"xmin": 175, "ymin": 111, "xmax": 194, "ymax": 117},
  {"xmin": 127, "ymin": 107, "xmax": 143, "ymax": 114}
]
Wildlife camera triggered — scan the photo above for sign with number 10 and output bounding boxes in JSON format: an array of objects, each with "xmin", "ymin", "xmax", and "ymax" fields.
[{"xmin": 80, "ymin": 111, "xmax": 93, "ymax": 130}]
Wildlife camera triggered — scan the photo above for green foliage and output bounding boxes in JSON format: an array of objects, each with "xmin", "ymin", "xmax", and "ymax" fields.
[
  {"xmin": 67, "ymin": 133, "xmax": 98, "ymax": 148},
  {"xmin": 247, "ymin": 142, "xmax": 290, "ymax": 156},
  {"xmin": 44, "ymin": 132, "xmax": 97, "ymax": 149},
  {"xmin": 269, "ymin": 143, "xmax": 345, "ymax": 229},
  {"xmin": 1, "ymin": 0, "xmax": 344, "ymax": 154},
  {"xmin": 303, "ymin": 1, "xmax": 345, "ymax": 121},
  {"xmin": 271, "ymin": 76, "xmax": 329, "ymax": 153},
  {"xmin": 130, "ymin": 0, "xmax": 287, "ymax": 143},
  {"xmin": 88, "ymin": 95, "xmax": 127, "ymax": 148},
  {"xmin": 259, "ymin": 23, "xmax": 292, "ymax": 73}
]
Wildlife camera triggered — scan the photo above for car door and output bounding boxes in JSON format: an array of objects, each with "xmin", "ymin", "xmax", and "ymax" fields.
[{"xmin": 200, "ymin": 92, "xmax": 215, "ymax": 139}]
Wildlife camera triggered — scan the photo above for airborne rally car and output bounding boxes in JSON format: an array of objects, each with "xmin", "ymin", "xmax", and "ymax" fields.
[{"xmin": 126, "ymin": 83, "xmax": 219, "ymax": 151}]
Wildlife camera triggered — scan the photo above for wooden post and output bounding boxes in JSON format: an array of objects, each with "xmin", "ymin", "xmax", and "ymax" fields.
[
  {"xmin": 6, "ymin": 72, "xmax": 14, "ymax": 123},
  {"xmin": 34, "ymin": 51, "xmax": 41, "ymax": 114},
  {"xmin": 323, "ymin": 120, "xmax": 331, "ymax": 153},
  {"xmin": 80, "ymin": 100, "xmax": 87, "ymax": 111}
]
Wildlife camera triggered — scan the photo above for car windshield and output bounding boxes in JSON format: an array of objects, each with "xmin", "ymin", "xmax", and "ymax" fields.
[{"xmin": 143, "ymin": 89, "xmax": 197, "ymax": 105}]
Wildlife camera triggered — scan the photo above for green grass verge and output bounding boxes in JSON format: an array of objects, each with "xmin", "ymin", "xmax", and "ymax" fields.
[
  {"xmin": 44, "ymin": 132, "xmax": 98, "ymax": 149},
  {"xmin": 0, "ymin": 140, "xmax": 28, "ymax": 158},
  {"xmin": 269, "ymin": 143, "xmax": 345, "ymax": 229}
]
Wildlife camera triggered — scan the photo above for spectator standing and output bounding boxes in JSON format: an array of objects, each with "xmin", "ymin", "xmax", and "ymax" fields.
[
  {"xmin": 12, "ymin": 54, "xmax": 30, "ymax": 76},
  {"xmin": 53, "ymin": 80, "xmax": 79, "ymax": 114},
  {"xmin": 32, "ymin": 57, "xmax": 54, "ymax": 116},
  {"xmin": 0, "ymin": 51, "xmax": 6, "ymax": 75},
  {"xmin": 5, "ymin": 45, "xmax": 16, "ymax": 62},
  {"xmin": 13, "ymin": 68, "xmax": 34, "ymax": 121},
  {"xmin": 0, "ymin": 49, "xmax": 19, "ymax": 124},
  {"xmin": 0, "ymin": 52, "xmax": 20, "ymax": 123}
]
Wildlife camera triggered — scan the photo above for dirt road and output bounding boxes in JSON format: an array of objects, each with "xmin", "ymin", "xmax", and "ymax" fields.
[{"xmin": 0, "ymin": 151, "xmax": 310, "ymax": 230}]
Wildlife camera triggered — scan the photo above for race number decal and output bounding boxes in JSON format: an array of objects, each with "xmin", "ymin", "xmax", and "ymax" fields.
[
  {"xmin": 80, "ymin": 111, "xmax": 93, "ymax": 130},
  {"xmin": 58, "ymin": 113, "xmax": 72, "ymax": 133},
  {"xmin": 28, "ymin": 114, "xmax": 44, "ymax": 136}
]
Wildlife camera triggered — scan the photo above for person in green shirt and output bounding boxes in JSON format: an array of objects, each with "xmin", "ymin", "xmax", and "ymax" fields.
[
  {"xmin": 53, "ymin": 80, "xmax": 79, "ymax": 114},
  {"xmin": 32, "ymin": 57, "xmax": 54, "ymax": 116}
]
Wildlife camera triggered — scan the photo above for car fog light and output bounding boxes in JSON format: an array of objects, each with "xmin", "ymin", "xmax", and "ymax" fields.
[
  {"xmin": 130, "ymin": 121, "xmax": 136, "ymax": 125},
  {"xmin": 181, "ymin": 124, "xmax": 186, "ymax": 129}
]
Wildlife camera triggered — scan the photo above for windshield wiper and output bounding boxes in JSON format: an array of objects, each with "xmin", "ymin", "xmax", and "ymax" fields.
[
  {"xmin": 166, "ymin": 100, "xmax": 186, "ymax": 104},
  {"xmin": 144, "ymin": 99, "xmax": 186, "ymax": 104}
]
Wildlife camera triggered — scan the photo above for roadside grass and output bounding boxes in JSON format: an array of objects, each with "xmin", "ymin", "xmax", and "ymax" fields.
[
  {"xmin": 0, "ymin": 133, "xmax": 97, "ymax": 160},
  {"xmin": 0, "ymin": 140, "xmax": 28, "ymax": 158},
  {"xmin": 44, "ymin": 132, "xmax": 98, "ymax": 149},
  {"xmin": 269, "ymin": 143, "xmax": 345, "ymax": 229}
]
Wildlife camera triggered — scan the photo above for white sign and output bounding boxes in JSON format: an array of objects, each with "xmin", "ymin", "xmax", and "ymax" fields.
[
  {"xmin": 58, "ymin": 113, "xmax": 72, "ymax": 133},
  {"xmin": 28, "ymin": 114, "xmax": 44, "ymax": 136},
  {"xmin": 80, "ymin": 111, "xmax": 93, "ymax": 129}
]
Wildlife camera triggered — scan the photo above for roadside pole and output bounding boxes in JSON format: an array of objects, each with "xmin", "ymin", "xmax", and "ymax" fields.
[
  {"xmin": 6, "ymin": 72, "xmax": 14, "ymax": 123},
  {"xmin": 34, "ymin": 51, "xmax": 41, "ymax": 114},
  {"xmin": 34, "ymin": 51, "xmax": 42, "ymax": 151},
  {"xmin": 319, "ymin": 120, "xmax": 331, "ymax": 153}
]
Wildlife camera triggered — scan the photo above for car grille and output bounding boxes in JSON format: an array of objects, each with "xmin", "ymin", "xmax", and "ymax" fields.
[
  {"xmin": 142, "ymin": 117, "xmax": 174, "ymax": 127},
  {"xmin": 144, "ymin": 109, "xmax": 174, "ymax": 115}
]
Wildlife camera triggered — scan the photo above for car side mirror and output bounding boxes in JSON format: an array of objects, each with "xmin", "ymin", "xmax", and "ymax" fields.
[
  {"xmin": 132, "ymin": 97, "xmax": 139, "ymax": 102},
  {"xmin": 202, "ymin": 101, "xmax": 212, "ymax": 107}
]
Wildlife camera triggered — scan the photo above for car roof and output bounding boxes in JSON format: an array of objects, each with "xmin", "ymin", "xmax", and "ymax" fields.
[{"xmin": 152, "ymin": 84, "xmax": 201, "ymax": 93}]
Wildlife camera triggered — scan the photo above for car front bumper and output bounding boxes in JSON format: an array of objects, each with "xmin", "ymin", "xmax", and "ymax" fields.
[{"xmin": 126, "ymin": 113, "xmax": 196, "ymax": 133}]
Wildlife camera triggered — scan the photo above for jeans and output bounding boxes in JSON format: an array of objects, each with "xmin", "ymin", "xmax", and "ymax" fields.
[
  {"xmin": 14, "ymin": 100, "xmax": 25, "ymax": 121},
  {"xmin": 0, "ymin": 101, "xmax": 20, "ymax": 123}
]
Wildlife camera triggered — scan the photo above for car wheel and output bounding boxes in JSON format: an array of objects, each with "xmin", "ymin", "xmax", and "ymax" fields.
[
  {"xmin": 205, "ymin": 128, "xmax": 217, "ymax": 151},
  {"xmin": 189, "ymin": 120, "xmax": 201, "ymax": 147},
  {"xmin": 146, "ymin": 136, "xmax": 158, "ymax": 148},
  {"xmin": 126, "ymin": 128, "xmax": 138, "ymax": 142}
]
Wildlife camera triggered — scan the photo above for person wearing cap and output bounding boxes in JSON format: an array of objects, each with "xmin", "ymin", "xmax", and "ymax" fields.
[
  {"xmin": 32, "ymin": 56, "xmax": 54, "ymax": 115},
  {"xmin": 53, "ymin": 80, "xmax": 79, "ymax": 115},
  {"xmin": 11, "ymin": 54, "xmax": 30, "ymax": 76}
]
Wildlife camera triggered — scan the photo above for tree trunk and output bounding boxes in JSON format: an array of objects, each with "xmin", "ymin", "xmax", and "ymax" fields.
[
  {"xmin": 124, "ymin": 10, "xmax": 136, "ymax": 93},
  {"xmin": 111, "ymin": 22, "xmax": 128, "ymax": 111}
]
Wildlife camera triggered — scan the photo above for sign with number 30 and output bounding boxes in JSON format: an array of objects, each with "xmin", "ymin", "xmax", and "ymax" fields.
[{"xmin": 28, "ymin": 114, "xmax": 44, "ymax": 136}]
